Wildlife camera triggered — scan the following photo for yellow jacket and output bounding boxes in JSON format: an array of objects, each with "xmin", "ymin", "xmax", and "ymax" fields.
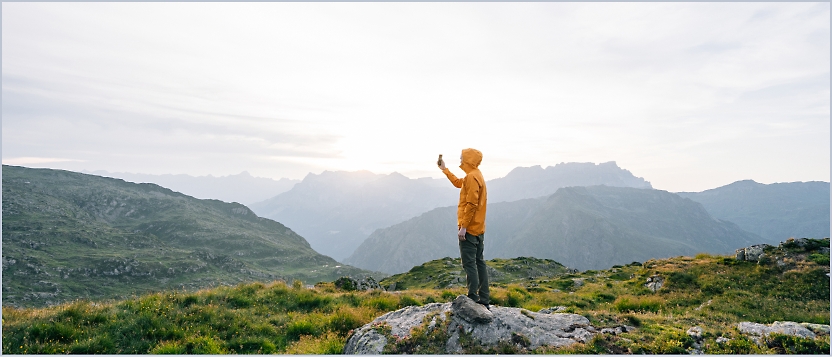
[{"xmin": 442, "ymin": 148, "xmax": 487, "ymax": 235}]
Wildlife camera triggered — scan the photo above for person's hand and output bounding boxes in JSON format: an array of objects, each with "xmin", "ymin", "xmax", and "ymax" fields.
[{"xmin": 458, "ymin": 227, "xmax": 467, "ymax": 241}]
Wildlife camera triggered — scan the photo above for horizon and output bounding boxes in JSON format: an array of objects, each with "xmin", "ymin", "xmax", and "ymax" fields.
[
  {"xmin": 2, "ymin": 2, "xmax": 829, "ymax": 193},
  {"xmin": 4, "ymin": 162, "xmax": 830, "ymax": 194}
]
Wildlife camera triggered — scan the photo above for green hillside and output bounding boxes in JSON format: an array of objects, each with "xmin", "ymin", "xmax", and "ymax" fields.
[
  {"xmin": 1, "ymin": 165, "xmax": 375, "ymax": 308},
  {"xmin": 2, "ymin": 238, "xmax": 828, "ymax": 354}
]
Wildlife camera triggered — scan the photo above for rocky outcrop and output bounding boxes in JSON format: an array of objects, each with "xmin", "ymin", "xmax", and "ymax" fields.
[
  {"xmin": 645, "ymin": 274, "xmax": 664, "ymax": 292},
  {"xmin": 344, "ymin": 295, "xmax": 601, "ymax": 354},
  {"xmin": 737, "ymin": 321, "xmax": 820, "ymax": 345},
  {"xmin": 735, "ymin": 244, "xmax": 771, "ymax": 262},
  {"xmin": 333, "ymin": 276, "xmax": 382, "ymax": 291}
]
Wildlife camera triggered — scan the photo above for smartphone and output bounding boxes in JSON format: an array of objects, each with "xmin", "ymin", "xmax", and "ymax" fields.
[{"xmin": 437, "ymin": 154, "xmax": 444, "ymax": 167}]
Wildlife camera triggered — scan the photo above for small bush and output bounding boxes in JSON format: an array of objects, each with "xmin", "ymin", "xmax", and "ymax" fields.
[
  {"xmin": 766, "ymin": 333, "xmax": 831, "ymax": 354},
  {"xmin": 667, "ymin": 271, "xmax": 698, "ymax": 289},
  {"xmin": 327, "ymin": 309, "xmax": 363, "ymax": 336},
  {"xmin": 613, "ymin": 295, "xmax": 662, "ymax": 313},
  {"xmin": 808, "ymin": 253, "xmax": 829, "ymax": 266},
  {"xmin": 286, "ymin": 319, "xmax": 320, "ymax": 341},
  {"xmin": 149, "ymin": 341, "xmax": 186, "ymax": 354},
  {"xmin": 183, "ymin": 336, "xmax": 227, "ymax": 354},
  {"xmin": 440, "ymin": 290, "xmax": 456, "ymax": 301},
  {"xmin": 285, "ymin": 332, "xmax": 345, "ymax": 354},
  {"xmin": 362, "ymin": 295, "xmax": 399, "ymax": 312},
  {"xmin": 593, "ymin": 292, "xmax": 616, "ymax": 303},
  {"xmin": 399, "ymin": 295, "xmax": 421, "ymax": 308}
]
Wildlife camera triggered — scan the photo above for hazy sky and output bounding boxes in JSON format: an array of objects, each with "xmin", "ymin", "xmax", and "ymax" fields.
[{"xmin": 2, "ymin": 2, "xmax": 829, "ymax": 192}]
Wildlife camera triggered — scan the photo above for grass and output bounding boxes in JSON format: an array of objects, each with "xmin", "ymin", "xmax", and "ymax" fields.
[{"xmin": 2, "ymin": 238, "xmax": 829, "ymax": 354}]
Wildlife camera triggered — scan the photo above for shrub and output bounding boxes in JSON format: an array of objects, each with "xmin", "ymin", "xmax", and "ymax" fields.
[
  {"xmin": 808, "ymin": 253, "xmax": 829, "ymax": 266},
  {"xmin": 666, "ymin": 271, "xmax": 698, "ymax": 289},
  {"xmin": 362, "ymin": 295, "xmax": 399, "ymax": 311},
  {"xmin": 327, "ymin": 308, "xmax": 363, "ymax": 336},
  {"xmin": 183, "ymin": 336, "xmax": 227, "ymax": 354},
  {"xmin": 399, "ymin": 295, "xmax": 421, "ymax": 308},
  {"xmin": 149, "ymin": 341, "xmax": 186, "ymax": 354},
  {"xmin": 440, "ymin": 290, "xmax": 456, "ymax": 301},
  {"xmin": 765, "ymin": 333, "xmax": 831, "ymax": 354},
  {"xmin": 593, "ymin": 292, "xmax": 616, "ymax": 303},
  {"xmin": 613, "ymin": 295, "xmax": 662, "ymax": 313},
  {"xmin": 286, "ymin": 319, "xmax": 320, "ymax": 341},
  {"xmin": 285, "ymin": 332, "xmax": 345, "ymax": 354}
]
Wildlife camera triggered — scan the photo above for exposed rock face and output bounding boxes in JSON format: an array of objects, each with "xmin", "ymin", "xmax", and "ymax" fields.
[
  {"xmin": 450, "ymin": 295, "xmax": 493, "ymax": 323},
  {"xmin": 344, "ymin": 295, "xmax": 599, "ymax": 354},
  {"xmin": 538, "ymin": 306, "xmax": 567, "ymax": 314},
  {"xmin": 738, "ymin": 321, "xmax": 817, "ymax": 339},
  {"xmin": 645, "ymin": 274, "xmax": 664, "ymax": 292},
  {"xmin": 735, "ymin": 244, "xmax": 771, "ymax": 262},
  {"xmin": 333, "ymin": 276, "xmax": 381, "ymax": 291}
]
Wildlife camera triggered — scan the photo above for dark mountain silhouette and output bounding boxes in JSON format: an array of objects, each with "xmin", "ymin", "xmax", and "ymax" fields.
[
  {"xmin": 677, "ymin": 180, "xmax": 830, "ymax": 244},
  {"xmin": 345, "ymin": 186, "xmax": 760, "ymax": 273}
]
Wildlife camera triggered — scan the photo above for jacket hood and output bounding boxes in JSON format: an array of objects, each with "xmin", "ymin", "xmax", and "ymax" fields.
[{"xmin": 460, "ymin": 148, "xmax": 483, "ymax": 172}]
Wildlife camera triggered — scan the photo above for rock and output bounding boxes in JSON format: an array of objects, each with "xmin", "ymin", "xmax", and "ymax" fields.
[
  {"xmin": 344, "ymin": 296, "xmax": 596, "ymax": 354},
  {"xmin": 716, "ymin": 336, "xmax": 731, "ymax": 344},
  {"xmin": 645, "ymin": 274, "xmax": 664, "ymax": 292},
  {"xmin": 799, "ymin": 323, "xmax": 830, "ymax": 335},
  {"xmin": 451, "ymin": 295, "xmax": 494, "ymax": 324},
  {"xmin": 572, "ymin": 278, "xmax": 584, "ymax": 288},
  {"xmin": 687, "ymin": 326, "xmax": 704, "ymax": 340},
  {"xmin": 735, "ymin": 244, "xmax": 772, "ymax": 262},
  {"xmin": 538, "ymin": 306, "xmax": 567, "ymax": 314},
  {"xmin": 334, "ymin": 276, "xmax": 381, "ymax": 291},
  {"xmin": 737, "ymin": 321, "xmax": 816, "ymax": 340}
]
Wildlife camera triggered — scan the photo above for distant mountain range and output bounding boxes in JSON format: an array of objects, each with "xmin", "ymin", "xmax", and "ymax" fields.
[
  {"xmin": 84, "ymin": 170, "xmax": 299, "ymax": 205},
  {"xmin": 249, "ymin": 171, "xmax": 458, "ymax": 261},
  {"xmin": 677, "ymin": 180, "xmax": 830, "ymax": 245},
  {"xmin": 344, "ymin": 186, "xmax": 761, "ymax": 274},
  {"xmin": 249, "ymin": 162, "xmax": 653, "ymax": 261},
  {"xmin": 2, "ymin": 165, "xmax": 372, "ymax": 308},
  {"xmin": 487, "ymin": 161, "xmax": 652, "ymax": 203}
]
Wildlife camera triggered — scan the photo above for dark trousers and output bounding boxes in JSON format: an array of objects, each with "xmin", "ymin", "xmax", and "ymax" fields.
[{"xmin": 459, "ymin": 232, "xmax": 489, "ymax": 304}]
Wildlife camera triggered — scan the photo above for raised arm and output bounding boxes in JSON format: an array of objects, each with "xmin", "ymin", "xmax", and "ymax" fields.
[{"xmin": 442, "ymin": 168, "xmax": 464, "ymax": 188}]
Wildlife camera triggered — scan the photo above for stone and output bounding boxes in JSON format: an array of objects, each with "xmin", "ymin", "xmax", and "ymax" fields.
[
  {"xmin": 799, "ymin": 323, "xmax": 830, "ymax": 335},
  {"xmin": 451, "ymin": 295, "xmax": 494, "ymax": 324},
  {"xmin": 572, "ymin": 278, "xmax": 584, "ymax": 288},
  {"xmin": 735, "ymin": 244, "xmax": 772, "ymax": 262},
  {"xmin": 334, "ymin": 276, "xmax": 381, "ymax": 291},
  {"xmin": 538, "ymin": 306, "xmax": 567, "ymax": 314},
  {"xmin": 645, "ymin": 274, "xmax": 664, "ymax": 292},
  {"xmin": 344, "ymin": 296, "xmax": 597, "ymax": 354},
  {"xmin": 687, "ymin": 326, "xmax": 704, "ymax": 340},
  {"xmin": 738, "ymin": 321, "xmax": 816, "ymax": 340},
  {"xmin": 716, "ymin": 336, "xmax": 731, "ymax": 344}
]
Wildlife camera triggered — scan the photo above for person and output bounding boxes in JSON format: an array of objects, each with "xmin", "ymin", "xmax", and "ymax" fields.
[{"xmin": 438, "ymin": 148, "xmax": 489, "ymax": 307}]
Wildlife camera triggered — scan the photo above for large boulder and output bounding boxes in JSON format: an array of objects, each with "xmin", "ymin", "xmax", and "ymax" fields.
[
  {"xmin": 344, "ymin": 295, "xmax": 598, "ymax": 354},
  {"xmin": 738, "ymin": 321, "xmax": 817, "ymax": 340}
]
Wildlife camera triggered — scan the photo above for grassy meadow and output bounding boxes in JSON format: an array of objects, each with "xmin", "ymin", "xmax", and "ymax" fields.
[{"xmin": 2, "ymin": 239, "xmax": 829, "ymax": 354}]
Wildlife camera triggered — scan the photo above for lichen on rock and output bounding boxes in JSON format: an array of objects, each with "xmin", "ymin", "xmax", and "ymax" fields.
[{"xmin": 344, "ymin": 295, "xmax": 601, "ymax": 354}]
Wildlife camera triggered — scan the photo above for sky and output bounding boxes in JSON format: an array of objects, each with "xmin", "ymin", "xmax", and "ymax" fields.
[{"xmin": 2, "ymin": 2, "xmax": 829, "ymax": 192}]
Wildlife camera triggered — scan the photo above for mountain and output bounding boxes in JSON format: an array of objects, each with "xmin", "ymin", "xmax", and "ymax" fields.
[
  {"xmin": 250, "ymin": 162, "xmax": 653, "ymax": 262},
  {"xmin": 1, "ymin": 165, "xmax": 373, "ymax": 308},
  {"xmin": 345, "ymin": 186, "xmax": 761, "ymax": 273},
  {"xmin": 85, "ymin": 170, "xmax": 299, "ymax": 205},
  {"xmin": 248, "ymin": 171, "xmax": 457, "ymax": 261},
  {"xmin": 486, "ymin": 161, "xmax": 652, "ymax": 203},
  {"xmin": 676, "ymin": 180, "xmax": 830, "ymax": 245}
]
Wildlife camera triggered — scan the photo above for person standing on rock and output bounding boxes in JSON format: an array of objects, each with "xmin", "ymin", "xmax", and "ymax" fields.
[{"xmin": 438, "ymin": 148, "xmax": 489, "ymax": 307}]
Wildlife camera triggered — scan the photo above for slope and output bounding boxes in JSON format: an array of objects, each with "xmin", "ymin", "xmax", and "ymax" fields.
[
  {"xmin": 346, "ymin": 186, "xmax": 761, "ymax": 273},
  {"xmin": 1, "ymin": 165, "xmax": 373, "ymax": 308},
  {"xmin": 677, "ymin": 180, "xmax": 830, "ymax": 244}
]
